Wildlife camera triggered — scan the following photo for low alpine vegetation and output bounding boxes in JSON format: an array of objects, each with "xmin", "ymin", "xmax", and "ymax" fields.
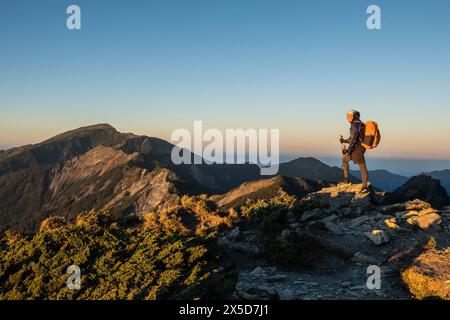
[{"xmin": 0, "ymin": 210, "xmax": 235, "ymax": 300}]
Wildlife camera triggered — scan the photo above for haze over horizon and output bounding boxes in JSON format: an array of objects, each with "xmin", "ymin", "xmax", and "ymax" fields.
[
  {"xmin": 1, "ymin": 122, "xmax": 450, "ymax": 177},
  {"xmin": 1, "ymin": 0, "xmax": 450, "ymax": 161}
]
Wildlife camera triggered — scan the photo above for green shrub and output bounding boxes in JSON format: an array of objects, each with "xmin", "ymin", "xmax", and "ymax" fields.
[
  {"xmin": 0, "ymin": 211, "xmax": 234, "ymax": 300},
  {"xmin": 239, "ymin": 190, "xmax": 322, "ymax": 269}
]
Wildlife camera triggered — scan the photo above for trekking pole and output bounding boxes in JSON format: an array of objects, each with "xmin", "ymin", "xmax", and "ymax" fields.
[
  {"xmin": 338, "ymin": 135, "xmax": 346, "ymax": 195},
  {"xmin": 339, "ymin": 135, "xmax": 346, "ymax": 155}
]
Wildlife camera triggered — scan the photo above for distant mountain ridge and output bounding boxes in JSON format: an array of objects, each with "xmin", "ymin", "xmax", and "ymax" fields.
[
  {"xmin": 210, "ymin": 175, "xmax": 330, "ymax": 210},
  {"xmin": 350, "ymin": 169, "xmax": 409, "ymax": 192},
  {"xmin": 1, "ymin": 123, "xmax": 449, "ymax": 233},
  {"xmin": 0, "ymin": 124, "xmax": 261, "ymax": 232},
  {"xmin": 276, "ymin": 157, "xmax": 411, "ymax": 192},
  {"xmin": 277, "ymin": 157, "xmax": 354, "ymax": 183}
]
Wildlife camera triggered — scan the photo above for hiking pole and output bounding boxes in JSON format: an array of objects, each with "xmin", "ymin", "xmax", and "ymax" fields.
[{"xmin": 339, "ymin": 135, "xmax": 348, "ymax": 194}]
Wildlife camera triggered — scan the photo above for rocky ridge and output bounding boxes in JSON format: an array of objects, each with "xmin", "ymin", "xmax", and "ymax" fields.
[{"xmin": 218, "ymin": 183, "xmax": 450, "ymax": 300}]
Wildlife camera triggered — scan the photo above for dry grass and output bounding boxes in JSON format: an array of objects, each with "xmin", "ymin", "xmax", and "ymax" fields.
[
  {"xmin": 39, "ymin": 216, "xmax": 67, "ymax": 233},
  {"xmin": 143, "ymin": 195, "xmax": 237, "ymax": 235},
  {"xmin": 402, "ymin": 247, "xmax": 450, "ymax": 300}
]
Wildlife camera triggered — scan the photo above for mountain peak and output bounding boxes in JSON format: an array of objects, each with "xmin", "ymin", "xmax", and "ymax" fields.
[
  {"xmin": 77, "ymin": 123, "xmax": 115, "ymax": 130},
  {"xmin": 288, "ymin": 156, "xmax": 323, "ymax": 164},
  {"xmin": 278, "ymin": 156, "xmax": 354, "ymax": 184},
  {"xmin": 0, "ymin": 123, "xmax": 133, "ymax": 176},
  {"xmin": 43, "ymin": 123, "xmax": 120, "ymax": 143},
  {"xmin": 81, "ymin": 123, "xmax": 117, "ymax": 132}
]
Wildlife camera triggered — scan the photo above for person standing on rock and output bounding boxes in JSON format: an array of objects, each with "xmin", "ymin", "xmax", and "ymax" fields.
[{"xmin": 340, "ymin": 109, "xmax": 369, "ymax": 193}]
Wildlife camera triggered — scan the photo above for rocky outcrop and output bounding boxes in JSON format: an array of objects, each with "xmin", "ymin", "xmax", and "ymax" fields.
[
  {"xmin": 300, "ymin": 182, "xmax": 375, "ymax": 212},
  {"xmin": 221, "ymin": 183, "xmax": 450, "ymax": 300},
  {"xmin": 429, "ymin": 169, "xmax": 450, "ymax": 194},
  {"xmin": 406, "ymin": 209, "xmax": 442, "ymax": 230},
  {"xmin": 385, "ymin": 175, "xmax": 450, "ymax": 209}
]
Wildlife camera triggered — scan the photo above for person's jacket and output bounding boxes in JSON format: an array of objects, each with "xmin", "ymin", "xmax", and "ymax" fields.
[{"xmin": 348, "ymin": 120, "xmax": 365, "ymax": 154}]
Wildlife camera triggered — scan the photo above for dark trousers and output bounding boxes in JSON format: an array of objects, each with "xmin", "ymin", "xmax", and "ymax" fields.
[{"xmin": 342, "ymin": 148, "xmax": 369, "ymax": 188}]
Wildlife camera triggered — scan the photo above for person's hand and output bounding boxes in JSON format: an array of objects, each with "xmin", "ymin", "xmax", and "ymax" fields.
[{"xmin": 342, "ymin": 149, "xmax": 352, "ymax": 156}]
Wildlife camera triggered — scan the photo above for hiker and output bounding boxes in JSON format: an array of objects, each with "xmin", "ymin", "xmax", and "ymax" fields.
[{"xmin": 340, "ymin": 109, "xmax": 369, "ymax": 193}]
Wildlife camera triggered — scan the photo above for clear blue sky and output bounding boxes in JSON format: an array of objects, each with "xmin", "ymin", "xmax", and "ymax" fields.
[{"xmin": 1, "ymin": 0, "xmax": 450, "ymax": 161}]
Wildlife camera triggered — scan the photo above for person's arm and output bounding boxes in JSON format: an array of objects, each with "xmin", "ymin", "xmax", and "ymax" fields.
[{"xmin": 347, "ymin": 124, "xmax": 359, "ymax": 154}]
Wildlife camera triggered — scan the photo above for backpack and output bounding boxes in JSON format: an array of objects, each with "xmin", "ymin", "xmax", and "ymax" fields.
[{"xmin": 361, "ymin": 120, "xmax": 381, "ymax": 149}]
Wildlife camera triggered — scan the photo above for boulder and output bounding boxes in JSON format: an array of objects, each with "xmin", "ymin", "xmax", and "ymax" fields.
[{"xmin": 407, "ymin": 212, "xmax": 441, "ymax": 230}]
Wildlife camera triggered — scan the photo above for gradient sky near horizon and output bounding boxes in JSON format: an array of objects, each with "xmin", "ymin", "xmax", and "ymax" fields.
[{"xmin": 1, "ymin": 0, "xmax": 450, "ymax": 160}]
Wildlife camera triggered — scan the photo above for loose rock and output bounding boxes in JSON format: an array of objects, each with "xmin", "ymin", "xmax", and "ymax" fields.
[
  {"xmin": 364, "ymin": 229, "xmax": 390, "ymax": 245},
  {"xmin": 407, "ymin": 212, "xmax": 441, "ymax": 230}
]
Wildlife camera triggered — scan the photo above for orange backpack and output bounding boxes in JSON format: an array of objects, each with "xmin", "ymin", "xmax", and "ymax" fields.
[{"xmin": 361, "ymin": 121, "xmax": 381, "ymax": 149}]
